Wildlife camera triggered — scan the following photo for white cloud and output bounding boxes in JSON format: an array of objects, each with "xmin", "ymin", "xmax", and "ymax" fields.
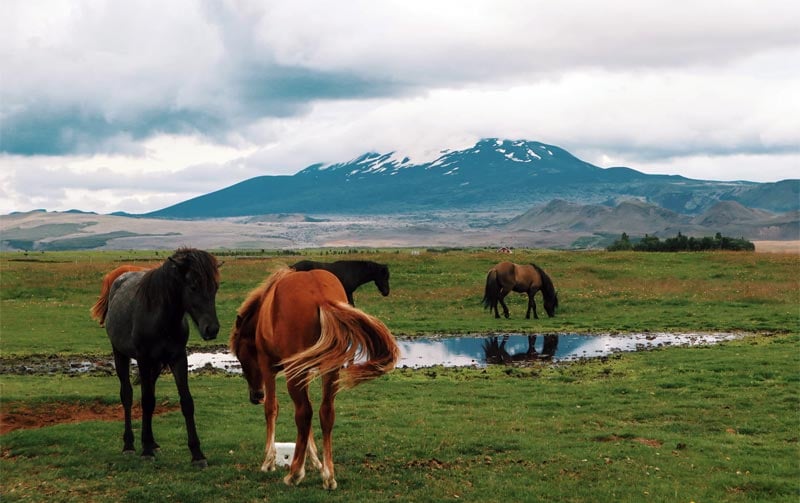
[{"xmin": 1, "ymin": 0, "xmax": 798, "ymax": 213}]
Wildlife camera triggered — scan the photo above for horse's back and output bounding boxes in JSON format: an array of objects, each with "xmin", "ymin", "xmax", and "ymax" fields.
[
  {"xmin": 105, "ymin": 271, "xmax": 147, "ymax": 354},
  {"xmin": 492, "ymin": 261, "xmax": 516, "ymax": 275},
  {"xmin": 261, "ymin": 270, "xmax": 348, "ymax": 357},
  {"xmin": 291, "ymin": 260, "xmax": 324, "ymax": 272}
]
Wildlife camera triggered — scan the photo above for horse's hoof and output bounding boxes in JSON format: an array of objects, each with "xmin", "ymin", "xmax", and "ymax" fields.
[
  {"xmin": 283, "ymin": 468, "xmax": 305, "ymax": 486},
  {"xmin": 323, "ymin": 477, "xmax": 338, "ymax": 490},
  {"xmin": 260, "ymin": 462, "xmax": 276, "ymax": 472},
  {"xmin": 122, "ymin": 449, "xmax": 135, "ymax": 456},
  {"xmin": 141, "ymin": 454, "xmax": 155, "ymax": 462},
  {"xmin": 192, "ymin": 458, "xmax": 208, "ymax": 469}
]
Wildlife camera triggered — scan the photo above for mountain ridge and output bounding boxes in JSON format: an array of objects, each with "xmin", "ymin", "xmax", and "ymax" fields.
[{"xmin": 145, "ymin": 138, "xmax": 799, "ymax": 219}]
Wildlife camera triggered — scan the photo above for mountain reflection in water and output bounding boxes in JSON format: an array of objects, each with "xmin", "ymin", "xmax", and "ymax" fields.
[{"xmin": 187, "ymin": 333, "xmax": 740, "ymax": 372}]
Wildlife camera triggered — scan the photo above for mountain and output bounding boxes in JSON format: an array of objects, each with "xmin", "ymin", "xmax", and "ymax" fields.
[
  {"xmin": 146, "ymin": 139, "xmax": 799, "ymax": 219},
  {"xmin": 506, "ymin": 199, "xmax": 690, "ymax": 235},
  {"xmin": 507, "ymin": 199, "xmax": 799, "ymax": 241}
]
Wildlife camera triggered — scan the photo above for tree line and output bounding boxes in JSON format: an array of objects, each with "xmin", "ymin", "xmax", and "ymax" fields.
[{"xmin": 607, "ymin": 232, "xmax": 755, "ymax": 252}]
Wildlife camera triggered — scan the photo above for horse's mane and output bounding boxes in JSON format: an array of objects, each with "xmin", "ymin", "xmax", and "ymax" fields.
[
  {"xmin": 137, "ymin": 248, "xmax": 219, "ymax": 310},
  {"xmin": 530, "ymin": 263, "xmax": 558, "ymax": 307},
  {"xmin": 229, "ymin": 267, "xmax": 293, "ymax": 348}
]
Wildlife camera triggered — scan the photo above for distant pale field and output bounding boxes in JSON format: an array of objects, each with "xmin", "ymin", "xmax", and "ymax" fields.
[{"xmin": 754, "ymin": 240, "xmax": 800, "ymax": 253}]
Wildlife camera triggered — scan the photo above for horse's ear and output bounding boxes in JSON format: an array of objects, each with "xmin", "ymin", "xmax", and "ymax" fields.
[
  {"xmin": 218, "ymin": 260, "xmax": 225, "ymax": 268},
  {"xmin": 168, "ymin": 254, "xmax": 189, "ymax": 271}
]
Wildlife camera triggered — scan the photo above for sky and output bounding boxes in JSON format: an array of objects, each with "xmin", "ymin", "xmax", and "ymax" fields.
[{"xmin": 1, "ymin": 0, "xmax": 798, "ymax": 215}]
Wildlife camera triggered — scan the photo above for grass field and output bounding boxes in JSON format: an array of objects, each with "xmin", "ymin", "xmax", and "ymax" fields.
[
  {"xmin": 1, "ymin": 248, "xmax": 798, "ymax": 354},
  {"xmin": 1, "ymin": 248, "xmax": 798, "ymax": 502}
]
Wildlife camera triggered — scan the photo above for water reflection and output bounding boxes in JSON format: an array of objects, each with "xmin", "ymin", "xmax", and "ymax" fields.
[
  {"xmin": 482, "ymin": 335, "xmax": 558, "ymax": 364},
  {"xmin": 187, "ymin": 332, "xmax": 741, "ymax": 372},
  {"xmin": 395, "ymin": 333, "xmax": 740, "ymax": 369}
]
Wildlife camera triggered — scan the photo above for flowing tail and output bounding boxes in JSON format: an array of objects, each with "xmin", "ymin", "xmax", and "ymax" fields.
[
  {"xmin": 90, "ymin": 265, "xmax": 148, "ymax": 326},
  {"xmin": 281, "ymin": 301, "xmax": 399, "ymax": 390},
  {"xmin": 482, "ymin": 269, "xmax": 499, "ymax": 310}
]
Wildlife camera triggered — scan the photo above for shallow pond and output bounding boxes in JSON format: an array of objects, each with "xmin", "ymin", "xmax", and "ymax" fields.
[{"xmin": 187, "ymin": 332, "xmax": 741, "ymax": 372}]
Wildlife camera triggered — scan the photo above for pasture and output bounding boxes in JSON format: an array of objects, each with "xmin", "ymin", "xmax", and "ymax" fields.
[{"xmin": 1, "ymin": 249, "xmax": 799, "ymax": 501}]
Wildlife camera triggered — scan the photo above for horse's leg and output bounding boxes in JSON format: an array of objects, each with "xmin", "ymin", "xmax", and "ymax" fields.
[
  {"xmin": 284, "ymin": 376, "xmax": 312, "ymax": 487},
  {"xmin": 261, "ymin": 368, "xmax": 279, "ymax": 472},
  {"xmin": 498, "ymin": 290, "xmax": 510, "ymax": 318},
  {"xmin": 530, "ymin": 290, "xmax": 539, "ymax": 319},
  {"xmin": 170, "ymin": 354, "xmax": 207, "ymax": 467},
  {"xmin": 527, "ymin": 335, "xmax": 538, "ymax": 356},
  {"xmin": 137, "ymin": 361, "xmax": 160, "ymax": 459},
  {"xmin": 113, "ymin": 351, "xmax": 135, "ymax": 454},
  {"xmin": 319, "ymin": 371, "xmax": 339, "ymax": 490},
  {"xmin": 306, "ymin": 429, "xmax": 322, "ymax": 471}
]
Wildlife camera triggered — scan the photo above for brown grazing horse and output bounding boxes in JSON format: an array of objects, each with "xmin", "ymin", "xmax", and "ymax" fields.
[
  {"xmin": 90, "ymin": 265, "xmax": 150, "ymax": 326},
  {"xmin": 230, "ymin": 268, "xmax": 399, "ymax": 490},
  {"xmin": 482, "ymin": 261, "xmax": 558, "ymax": 319}
]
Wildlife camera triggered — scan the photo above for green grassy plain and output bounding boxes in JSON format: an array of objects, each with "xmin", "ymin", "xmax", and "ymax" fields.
[
  {"xmin": 1, "ymin": 249, "xmax": 798, "ymax": 354},
  {"xmin": 1, "ymin": 249, "xmax": 799, "ymax": 502}
]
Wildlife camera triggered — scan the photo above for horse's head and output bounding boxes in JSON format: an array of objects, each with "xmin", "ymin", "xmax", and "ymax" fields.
[
  {"xmin": 374, "ymin": 263, "xmax": 390, "ymax": 297},
  {"xmin": 230, "ymin": 313, "xmax": 264, "ymax": 405},
  {"xmin": 544, "ymin": 290, "xmax": 559, "ymax": 318},
  {"xmin": 169, "ymin": 248, "xmax": 221, "ymax": 341}
]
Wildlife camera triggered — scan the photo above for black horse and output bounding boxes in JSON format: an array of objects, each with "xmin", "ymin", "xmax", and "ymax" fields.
[
  {"xmin": 290, "ymin": 260, "xmax": 390, "ymax": 306},
  {"xmin": 97, "ymin": 248, "xmax": 221, "ymax": 467}
]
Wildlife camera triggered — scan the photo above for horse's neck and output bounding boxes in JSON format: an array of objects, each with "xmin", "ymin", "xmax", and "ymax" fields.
[
  {"xmin": 353, "ymin": 263, "xmax": 378, "ymax": 285},
  {"xmin": 140, "ymin": 267, "xmax": 184, "ymax": 314}
]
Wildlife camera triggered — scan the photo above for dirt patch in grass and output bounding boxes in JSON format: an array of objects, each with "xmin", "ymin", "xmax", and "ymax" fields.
[{"xmin": 0, "ymin": 400, "xmax": 180, "ymax": 435}]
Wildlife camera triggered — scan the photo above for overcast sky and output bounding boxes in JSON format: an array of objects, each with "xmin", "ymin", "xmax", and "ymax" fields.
[{"xmin": 2, "ymin": 0, "xmax": 798, "ymax": 215}]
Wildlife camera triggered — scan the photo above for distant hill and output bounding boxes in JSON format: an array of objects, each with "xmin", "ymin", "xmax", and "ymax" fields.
[
  {"xmin": 506, "ymin": 199, "xmax": 799, "ymax": 241},
  {"xmin": 145, "ymin": 139, "xmax": 799, "ymax": 219}
]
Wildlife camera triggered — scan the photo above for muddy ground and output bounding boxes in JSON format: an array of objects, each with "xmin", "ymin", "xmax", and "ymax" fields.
[{"xmin": 0, "ymin": 354, "xmax": 206, "ymax": 434}]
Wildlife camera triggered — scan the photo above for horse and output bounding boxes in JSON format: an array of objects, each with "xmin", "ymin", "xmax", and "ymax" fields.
[
  {"xmin": 290, "ymin": 260, "xmax": 390, "ymax": 306},
  {"xmin": 95, "ymin": 248, "xmax": 221, "ymax": 467},
  {"xmin": 482, "ymin": 261, "xmax": 558, "ymax": 319},
  {"xmin": 229, "ymin": 267, "xmax": 399, "ymax": 489},
  {"xmin": 90, "ymin": 265, "xmax": 150, "ymax": 326}
]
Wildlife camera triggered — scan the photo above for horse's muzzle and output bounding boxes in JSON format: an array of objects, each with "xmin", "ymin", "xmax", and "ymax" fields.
[
  {"xmin": 201, "ymin": 323, "xmax": 220, "ymax": 341},
  {"xmin": 250, "ymin": 389, "xmax": 265, "ymax": 405}
]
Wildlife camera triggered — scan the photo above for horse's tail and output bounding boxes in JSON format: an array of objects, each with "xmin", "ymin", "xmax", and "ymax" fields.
[
  {"xmin": 482, "ymin": 269, "xmax": 500, "ymax": 310},
  {"xmin": 531, "ymin": 263, "xmax": 558, "ymax": 308},
  {"xmin": 90, "ymin": 265, "xmax": 147, "ymax": 326},
  {"xmin": 281, "ymin": 301, "xmax": 399, "ymax": 390}
]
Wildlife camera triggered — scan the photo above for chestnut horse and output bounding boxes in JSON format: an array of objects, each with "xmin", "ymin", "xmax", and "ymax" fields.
[
  {"xmin": 482, "ymin": 261, "xmax": 558, "ymax": 319},
  {"xmin": 90, "ymin": 265, "xmax": 150, "ymax": 326},
  {"xmin": 230, "ymin": 268, "xmax": 399, "ymax": 489}
]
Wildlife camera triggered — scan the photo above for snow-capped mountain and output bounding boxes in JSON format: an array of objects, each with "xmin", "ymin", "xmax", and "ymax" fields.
[{"xmin": 146, "ymin": 139, "xmax": 797, "ymax": 219}]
